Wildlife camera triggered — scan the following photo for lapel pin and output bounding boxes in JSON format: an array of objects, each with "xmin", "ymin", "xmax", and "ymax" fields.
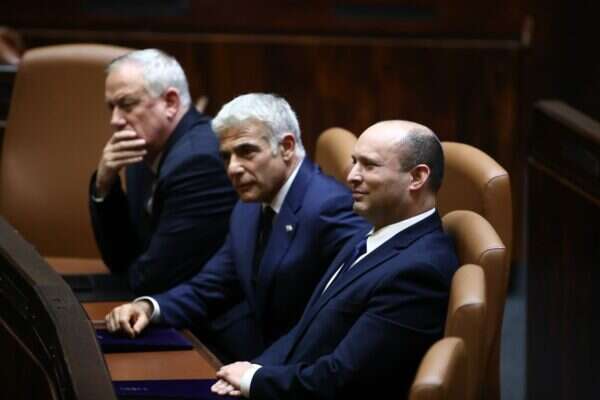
[{"xmin": 285, "ymin": 224, "xmax": 294, "ymax": 232}]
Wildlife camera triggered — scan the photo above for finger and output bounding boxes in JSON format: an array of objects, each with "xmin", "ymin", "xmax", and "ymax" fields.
[
  {"xmin": 111, "ymin": 130, "xmax": 139, "ymax": 142},
  {"xmin": 132, "ymin": 312, "xmax": 149, "ymax": 335},
  {"xmin": 109, "ymin": 138, "xmax": 146, "ymax": 151},
  {"xmin": 105, "ymin": 311, "xmax": 118, "ymax": 332},
  {"xmin": 229, "ymin": 389, "xmax": 242, "ymax": 397},
  {"xmin": 107, "ymin": 150, "xmax": 147, "ymax": 161},
  {"xmin": 211, "ymin": 380, "xmax": 231, "ymax": 395},
  {"xmin": 104, "ymin": 157, "xmax": 144, "ymax": 171},
  {"xmin": 115, "ymin": 307, "xmax": 137, "ymax": 338}
]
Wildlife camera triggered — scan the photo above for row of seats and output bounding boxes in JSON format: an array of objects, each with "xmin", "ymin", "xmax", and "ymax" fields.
[{"xmin": 0, "ymin": 44, "xmax": 512, "ymax": 400}]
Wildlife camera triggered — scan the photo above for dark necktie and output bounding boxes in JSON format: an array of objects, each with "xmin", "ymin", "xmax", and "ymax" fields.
[
  {"xmin": 337, "ymin": 236, "xmax": 368, "ymax": 276},
  {"xmin": 139, "ymin": 167, "xmax": 157, "ymax": 239},
  {"xmin": 252, "ymin": 206, "xmax": 276, "ymax": 286},
  {"xmin": 322, "ymin": 236, "xmax": 368, "ymax": 294}
]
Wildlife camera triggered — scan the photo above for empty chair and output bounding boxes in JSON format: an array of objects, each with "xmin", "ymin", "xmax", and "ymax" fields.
[
  {"xmin": 314, "ymin": 127, "xmax": 357, "ymax": 184},
  {"xmin": 409, "ymin": 337, "xmax": 468, "ymax": 400},
  {"xmin": 0, "ymin": 44, "xmax": 132, "ymax": 272},
  {"xmin": 438, "ymin": 142, "xmax": 512, "ymax": 261},
  {"xmin": 442, "ymin": 210, "xmax": 507, "ymax": 400}
]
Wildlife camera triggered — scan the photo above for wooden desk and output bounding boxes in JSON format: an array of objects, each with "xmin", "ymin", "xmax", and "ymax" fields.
[
  {"xmin": 83, "ymin": 302, "xmax": 221, "ymax": 381},
  {"xmin": 46, "ymin": 256, "xmax": 110, "ymax": 275}
]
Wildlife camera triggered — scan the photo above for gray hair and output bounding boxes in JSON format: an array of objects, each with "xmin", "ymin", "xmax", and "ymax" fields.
[
  {"xmin": 107, "ymin": 49, "xmax": 191, "ymax": 109},
  {"xmin": 397, "ymin": 126, "xmax": 445, "ymax": 193},
  {"xmin": 212, "ymin": 93, "xmax": 306, "ymax": 158}
]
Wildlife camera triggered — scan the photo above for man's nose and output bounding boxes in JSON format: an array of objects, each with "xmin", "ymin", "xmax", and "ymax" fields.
[
  {"xmin": 347, "ymin": 163, "xmax": 362, "ymax": 185},
  {"xmin": 110, "ymin": 107, "xmax": 126, "ymax": 129},
  {"xmin": 227, "ymin": 155, "xmax": 244, "ymax": 177}
]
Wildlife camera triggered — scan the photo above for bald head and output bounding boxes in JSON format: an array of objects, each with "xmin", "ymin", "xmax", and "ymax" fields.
[
  {"xmin": 362, "ymin": 120, "xmax": 444, "ymax": 193},
  {"xmin": 348, "ymin": 120, "xmax": 443, "ymax": 228}
]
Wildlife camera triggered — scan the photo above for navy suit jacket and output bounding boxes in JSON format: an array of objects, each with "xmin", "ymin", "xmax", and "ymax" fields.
[
  {"xmin": 89, "ymin": 108, "xmax": 237, "ymax": 295},
  {"xmin": 154, "ymin": 159, "xmax": 368, "ymax": 360},
  {"xmin": 250, "ymin": 212, "xmax": 458, "ymax": 399}
]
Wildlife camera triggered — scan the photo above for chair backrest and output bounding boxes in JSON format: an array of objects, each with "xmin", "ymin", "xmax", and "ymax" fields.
[
  {"xmin": 314, "ymin": 127, "xmax": 357, "ymax": 185},
  {"xmin": 445, "ymin": 264, "xmax": 486, "ymax": 400},
  {"xmin": 438, "ymin": 141, "xmax": 512, "ymax": 258},
  {"xmin": 409, "ymin": 337, "xmax": 467, "ymax": 400},
  {"xmin": 0, "ymin": 43, "xmax": 132, "ymax": 259},
  {"xmin": 442, "ymin": 210, "xmax": 507, "ymax": 400}
]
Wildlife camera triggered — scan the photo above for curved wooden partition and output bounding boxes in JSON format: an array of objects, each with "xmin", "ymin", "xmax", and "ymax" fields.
[{"xmin": 0, "ymin": 217, "xmax": 116, "ymax": 400}]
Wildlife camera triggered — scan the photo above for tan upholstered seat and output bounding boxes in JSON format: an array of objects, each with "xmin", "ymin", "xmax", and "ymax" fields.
[
  {"xmin": 442, "ymin": 210, "xmax": 507, "ymax": 400},
  {"xmin": 409, "ymin": 337, "xmax": 467, "ymax": 400},
  {"xmin": 438, "ymin": 142, "xmax": 512, "ymax": 261},
  {"xmin": 314, "ymin": 127, "xmax": 357, "ymax": 185},
  {"xmin": 0, "ymin": 44, "xmax": 132, "ymax": 272},
  {"xmin": 444, "ymin": 264, "xmax": 486, "ymax": 400},
  {"xmin": 439, "ymin": 143, "xmax": 511, "ymax": 400}
]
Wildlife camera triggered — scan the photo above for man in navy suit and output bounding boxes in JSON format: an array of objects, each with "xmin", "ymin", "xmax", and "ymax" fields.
[
  {"xmin": 105, "ymin": 93, "xmax": 367, "ymax": 361},
  {"xmin": 90, "ymin": 49, "xmax": 237, "ymax": 295},
  {"xmin": 211, "ymin": 120, "xmax": 459, "ymax": 399}
]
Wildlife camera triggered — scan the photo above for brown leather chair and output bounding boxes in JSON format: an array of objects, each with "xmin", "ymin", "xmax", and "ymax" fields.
[
  {"xmin": 314, "ymin": 127, "xmax": 357, "ymax": 185},
  {"xmin": 0, "ymin": 44, "xmax": 132, "ymax": 273},
  {"xmin": 444, "ymin": 264, "xmax": 486, "ymax": 400},
  {"xmin": 438, "ymin": 142, "xmax": 512, "ymax": 262},
  {"xmin": 442, "ymin": 210, "xmax": 507, "ymax": 400},
  {"xmin": 409, "ymin": 337, "xmax": 467, "ymax": 400}
]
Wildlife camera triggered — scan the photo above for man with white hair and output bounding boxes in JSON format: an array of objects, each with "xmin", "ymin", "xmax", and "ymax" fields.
[
  {"xmin": 105, "ymin": 93, "xmax": 368, "ymax": 362},
  {"xmin": 90, "ymin": 49, "xmax": 237, "ymax": 295}
]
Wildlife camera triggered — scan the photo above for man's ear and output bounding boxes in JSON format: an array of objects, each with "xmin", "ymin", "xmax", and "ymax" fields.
[
  {"xmin": 279, "ymin": 133, "xmax": 296, "ymax": 161},
  {"xmin": 163, "ymin": 88, "xmax": 181, "ymax": 120},
  {"xmin": 409, "ymin": 164, "xmax": 431, "ymax": 191}
]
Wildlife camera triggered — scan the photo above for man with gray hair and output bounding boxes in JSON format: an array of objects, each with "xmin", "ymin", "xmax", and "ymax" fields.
[
  {"xmin": 90, "ymin": 49, "xmax": 237, "ymax": 295},
  {"xmin": 105, "ymin": 93, "xmax": 368, "ymax": 362}
]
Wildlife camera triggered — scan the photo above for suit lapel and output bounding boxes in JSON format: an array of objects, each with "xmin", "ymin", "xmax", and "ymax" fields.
[
  {"xmin": 236, "ymin": 203, "xmax": 262, "ymax": 305},
  {"xmin": 254, "ymin": 160, "xmax": 314, "ymax": 315},
  {"xmin": 302, "ymin": 227, "xmax": 372, "ymax": 312}
]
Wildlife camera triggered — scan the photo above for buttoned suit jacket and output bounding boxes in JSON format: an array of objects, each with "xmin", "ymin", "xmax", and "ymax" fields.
[
  {"xmin": 250, "ymin": 212, "xmax": 458, "ymax": 399},
  {"xmin": 154, "ymin": 158, "xmax": 368, "ymax": 360},
  {"xmin": 89, "ymin": 108, "xmax": 237, "ymax": 295}
]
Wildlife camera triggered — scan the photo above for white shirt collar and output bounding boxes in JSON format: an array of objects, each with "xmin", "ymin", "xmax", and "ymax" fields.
[
  {"xmin": 365, "ymin": 208, "xmax": 436, "ymax": 255},
  {"xmin": 266, "ymin": 158, "xmax": 304, "ymax": 214}
]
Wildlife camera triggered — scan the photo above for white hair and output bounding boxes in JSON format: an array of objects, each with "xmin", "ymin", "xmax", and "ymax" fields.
[
  {"xmin": 212, "ymin": 93, "xmax": 306, "ymax": 158},
  {"xmin": 107, "ymin": 48, "xmax": 191, "ymax": 109}
]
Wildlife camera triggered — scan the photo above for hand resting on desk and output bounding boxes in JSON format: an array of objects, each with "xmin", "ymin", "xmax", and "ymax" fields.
[{"xmin": 105, "ymin": 300, "xmax": 153, "ymax": 338}]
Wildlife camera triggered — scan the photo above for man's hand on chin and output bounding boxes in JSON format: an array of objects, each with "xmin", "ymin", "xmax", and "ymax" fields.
[{"xmin": 212, "ymin": 361, "xmax": 253, "ymax": 397}]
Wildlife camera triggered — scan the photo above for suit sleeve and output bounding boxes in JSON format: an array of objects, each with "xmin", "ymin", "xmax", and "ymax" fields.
[
  {"xmin": 250, "ymin": 263, "xmax": 449, "ymax": 400},
  {"xmin": 89, "ymin": 172, "xmax": 140, "ymax": 274},
  {"xmin": 153, "ymin": 232, "xmax": 245, "ymax": 328}
]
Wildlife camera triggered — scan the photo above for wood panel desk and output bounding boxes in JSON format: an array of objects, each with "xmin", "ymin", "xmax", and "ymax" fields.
[
  {"xmin": 83, "ymin": 302, "xmax": 221, "ymax": 382},
  {"xmin": 45, "ymin": 256, "xmax": 222, "ymax": 382}
]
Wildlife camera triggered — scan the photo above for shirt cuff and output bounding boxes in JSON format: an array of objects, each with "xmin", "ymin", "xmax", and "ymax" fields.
[
  {"xmin": 240, "ymin": 364, "xmax": 262, "ymax": 398},
  {"xmin": 134, "ymin": 296, "xmax": 161, "ymax": 323},
  {"xmin": 91, "ymin": 193, "xmax": 106, "ymax": 203}
]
